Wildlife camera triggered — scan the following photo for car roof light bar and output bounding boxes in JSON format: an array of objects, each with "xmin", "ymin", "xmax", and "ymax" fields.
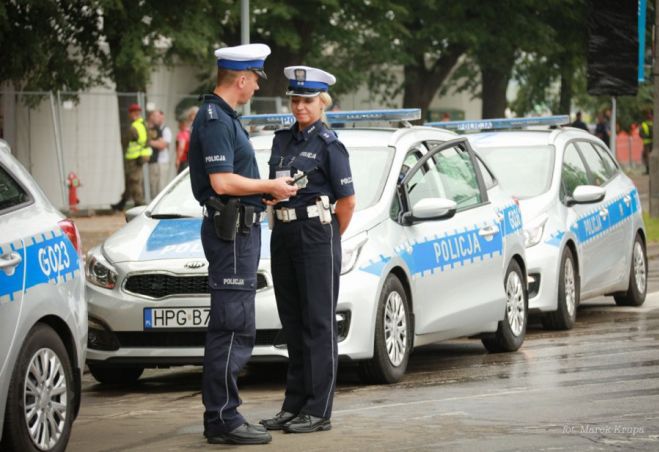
[
  {"xmin": 241, "ymin": 108, "xmax": 421, "ymax": 127},
  {"xmin": 425, "ymin": 115, "xmax": 570, "ymax": 131}
]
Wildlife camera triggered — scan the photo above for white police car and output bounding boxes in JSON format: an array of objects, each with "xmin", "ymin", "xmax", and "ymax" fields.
[
  {"xmin": 86, "ymin": 109, "xmax": 528, "ymax": 384},
  {"xmin": 435, "ymin": 116, "xmax": 646, "ymax": 330},
  {"xmin": 0, "ymin": 140, "xmax": 87, "ymax": 451}
]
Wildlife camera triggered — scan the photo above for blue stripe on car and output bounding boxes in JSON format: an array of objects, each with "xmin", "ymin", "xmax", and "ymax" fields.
[{"xmin": 0, "ymin": 229, "xmax": 80, "ymax": 301}]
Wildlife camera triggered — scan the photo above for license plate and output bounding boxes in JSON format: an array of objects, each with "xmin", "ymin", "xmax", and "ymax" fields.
[{"xmin": 144, "ymin": 307, "xmax": 210, "ymax": 329}]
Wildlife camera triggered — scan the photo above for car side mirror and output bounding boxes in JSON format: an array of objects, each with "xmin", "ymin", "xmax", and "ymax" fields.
[
  {"xmin": 402, "ymin": 198, "xmax": 457, "ymax": 225},
  {"xmin": 566, "ymin": 185, "xmax": 605, "ymax": 206},
  {"xmin": 125, "ymin": 205, "xmax": 147, "ymax": 222}
]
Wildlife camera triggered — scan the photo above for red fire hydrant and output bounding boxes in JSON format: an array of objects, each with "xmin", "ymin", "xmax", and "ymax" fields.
[{"xmin": 67, "ymin": 171, "xmax": 81, "ymax": 212}]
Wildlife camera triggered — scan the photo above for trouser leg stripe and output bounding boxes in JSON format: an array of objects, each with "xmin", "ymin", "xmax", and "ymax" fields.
[
  {"xmin": 322, "ymin": 222, "xmax": 335, "ymax": 418},
  {"xmin": 219, "ymin": 332, "xmax": 235, "ymax": 423}
]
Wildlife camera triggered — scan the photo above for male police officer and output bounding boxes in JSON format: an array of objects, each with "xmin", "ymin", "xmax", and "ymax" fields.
[{"xmin": 188, "ymin": 43, "xmax": 298, "ymax": 445}]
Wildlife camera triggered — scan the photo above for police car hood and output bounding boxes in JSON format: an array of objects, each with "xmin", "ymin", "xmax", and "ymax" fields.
[{"xmin": 102, "ymin": 216, "xmax": 272, "ymax": 264}]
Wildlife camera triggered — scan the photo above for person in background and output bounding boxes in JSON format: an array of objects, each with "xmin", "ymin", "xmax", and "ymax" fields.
[
  {"xmin": 146, "ymin": 110, "xmax": 163, "ymax": 199},
  {"xmin": 595, "ymin": 113, "xmax": 610, "ymax": 148},
  {"xmin": 176, "ymin": 106, "xmax": 198, "ymax": 174},
  {"xmin": 570, "ymin": 111, "xmax": 588, "ymax": 131},
  {"xmin": 640, "ymin": 109, "xmax": 653, "ymax": 175},
  {"xmin": 111, "ymin": 103, "xmax": 151, "ymax": 211},
  {"xmin": 157, "ymin": 110, "xmax": 173, "ymax": 191}
]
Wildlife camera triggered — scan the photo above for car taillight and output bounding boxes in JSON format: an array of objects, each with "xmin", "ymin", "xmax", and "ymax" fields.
[{"xmin": 58, "ymin": 219, "xmax": 82, "ymax": 255}]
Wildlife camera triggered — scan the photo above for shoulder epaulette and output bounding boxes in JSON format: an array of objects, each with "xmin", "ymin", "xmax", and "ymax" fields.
[{"xmin": 319, "ymin": 129, "xmax": 338, "ymax": 144}]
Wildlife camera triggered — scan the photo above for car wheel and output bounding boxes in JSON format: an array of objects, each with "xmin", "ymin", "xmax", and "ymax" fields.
[
  {"xmin": 88, "ymin": 364, "xmax": 144, "ymax": 385},
  {"xmin": 614, "ymin": 234, "xmax": 647, "ymax": 307},
  {"xmin": 542, "ymin": 247, "xmax": 579, "ymax": 330},
  {"xmin": 1, "ymin": 324, "xmax": 75, "ymax": 452},
  {"xmin": 482, "ymin": 259, "xmax": 527, "ymax": 353},
  {"xmin": 359, "ymin": 274, "xmax": 412, "ymax": 384}
]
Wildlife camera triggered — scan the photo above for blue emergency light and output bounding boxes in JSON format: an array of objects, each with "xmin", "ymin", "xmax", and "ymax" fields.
[
  {"xmin": 425, "ymin": 115, "xmax": 570, "ymax": 131},
  {"xmin": 241, "ymin": 108, "xmax": 421, "ymax": 127}
]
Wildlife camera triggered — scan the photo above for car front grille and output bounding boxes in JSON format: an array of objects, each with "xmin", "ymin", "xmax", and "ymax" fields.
[
  {"xmin": 113, "ymin": 329, "xmax": 285, "ymax": 348},
  {"xmin": 124, "ymin": 273, "xmax": 268, "ymax": 298}
]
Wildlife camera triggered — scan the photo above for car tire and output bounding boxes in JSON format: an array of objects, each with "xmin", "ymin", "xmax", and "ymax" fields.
[
  {"xmin": 614, "ymin": 234, "xmax": 647, "ymax": 307},
  {"xmin": 359, "ymin": 274, "xmax": 412, "ymax": 384},
  {"xmin": 482, "ymin": 259, "xmax": 527, "ymax": 353},
  {"xmin": 542, "ymin": 247, "xmax": 579, "ymax": 330},
  {"xmin": 88, "ymin": 364, "xmax": 144, "ymax": 385},
  {"xmin": 1, "ymin": 324, "xmax": 75, "ymax": 452}
]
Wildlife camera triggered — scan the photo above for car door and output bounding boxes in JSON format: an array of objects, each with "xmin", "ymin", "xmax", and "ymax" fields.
[
  {"xmin": 398, "ymin": 138, "xmax": 504, "ymax": 335},
  {"xmin": 561, "ymin": 142, "xmax": 609, "ymax": 294},
  {"xmin": 575, "ymin": 141, "xmax": 629, "ymax": 290},
  {"xmin": 0, "ymin": 163, "xmax": 30, "ymax": 376}
]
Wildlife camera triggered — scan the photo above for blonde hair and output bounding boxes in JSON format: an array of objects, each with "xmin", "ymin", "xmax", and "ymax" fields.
[{"xmin": 319, "ymin": 92, "xmax": 332, "ymax": 125}]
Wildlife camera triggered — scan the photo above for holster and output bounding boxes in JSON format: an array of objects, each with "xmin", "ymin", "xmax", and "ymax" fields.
[
  {"xmin": 240, "ymin": 205, "xmax": 256, "ymax": 234},
  {"xmin": 208, "ymin": 197, "xmax": 240, "ymax": 241}
]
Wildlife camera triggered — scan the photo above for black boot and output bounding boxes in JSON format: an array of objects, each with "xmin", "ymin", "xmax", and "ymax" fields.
[{"xmin": 260, "ymin": 410, "xmax": 297, "ymax": 430}]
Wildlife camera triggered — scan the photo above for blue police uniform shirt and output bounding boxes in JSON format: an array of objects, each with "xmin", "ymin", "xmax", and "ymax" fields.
[
  {"xmin": 268, "ymin": 120, "xmax": 354, "ymax": 208},
  {"xmin": 189, "ymin": 93, "xmax": 263, "ymax": 211}
]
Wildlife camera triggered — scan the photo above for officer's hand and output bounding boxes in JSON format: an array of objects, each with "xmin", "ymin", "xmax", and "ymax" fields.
[{"xmin": 269, "ymin": 177, "xmax": 298, "ymax": 200}]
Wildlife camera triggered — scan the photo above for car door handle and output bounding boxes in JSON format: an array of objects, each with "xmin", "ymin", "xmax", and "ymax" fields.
[
  {"xmin": 0, "ymin": 252, "xmax": 22, "ymax": 276},
  {"xmin": 479, "ymin": 225, "xmax": 499, "ymax": 237}
]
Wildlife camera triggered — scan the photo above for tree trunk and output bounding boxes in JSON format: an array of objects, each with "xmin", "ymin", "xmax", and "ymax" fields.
[
  {"xmin": 402, "ymin": 45, "xmax": 464, "ymax": 122},
  {"xmin": 558, "ymin": 61, "xmax": 573, "ymax": 115},
  {"xmin": 480, "ymin": 57, "xmax": 514, "ymax": 119}
]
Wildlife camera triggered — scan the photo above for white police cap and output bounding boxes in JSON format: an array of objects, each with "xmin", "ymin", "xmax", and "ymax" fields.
[
  {"xmin": 284, "ymin": 66, "xmax": 336, "ymax": 97},
  {"xmin": 214, "ymin": 43, "xmax": 271, "ymax": 79}
]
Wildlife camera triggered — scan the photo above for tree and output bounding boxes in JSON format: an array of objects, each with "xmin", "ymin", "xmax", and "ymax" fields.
[
  {"xmin": 0, "ymin": 1, "xmax": 104, "ymax": 101},
  {"xmin": 510, "ymin": 1, "xmax": 589, "ymax": 116}
]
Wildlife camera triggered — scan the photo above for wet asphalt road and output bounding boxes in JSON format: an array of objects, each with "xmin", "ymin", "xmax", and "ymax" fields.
[{"xmin": 67, "ymin": 268, "xmax": 659, "ymax": 451}]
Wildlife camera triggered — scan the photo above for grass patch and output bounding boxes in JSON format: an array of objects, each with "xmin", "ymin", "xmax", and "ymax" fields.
[{"xmin": 643, "ymin": 212, "xmax": 659, "ymax": 243}]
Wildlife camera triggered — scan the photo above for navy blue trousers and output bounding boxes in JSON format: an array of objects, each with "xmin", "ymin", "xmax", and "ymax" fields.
[
  {"xmin": 270, "ymin": 216, "xmax": 341, "ymax": 419},
  {"xmin": 200, "ymin": 216, "xmax": 261, "ymax": 435}
]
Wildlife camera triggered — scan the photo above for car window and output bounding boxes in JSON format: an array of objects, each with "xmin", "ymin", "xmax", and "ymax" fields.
[
  {"xmin": 476, "ymin": 145, "xmax": 554, "ymax": 198},
  {"xmin": 391, "ymin": 149, "xmax": 423, "ymax": 220},
  {"xmin": 475, "ymin": 155, "xmax": 496, "ymax": 189},
  {"xmin": 405, "ymin": 145, "xmax": 481, "ymax": 210},
  {"xmin": 562, "ymin": 143, "xmax": 589, "ymax": 197},
  {"xmin": 0, "ymin": 165, "xmax": 30, "ymax": 212},
  {"xmin": 592, "ymin": 142, "xmax": 619, "ymax": 174},
  {"xmin": 576, "ymin": 141, "xmax": 613, "ymax": 186},
  {"xmin": 432, "ymin": 146, "xmax": 482, "ymax": 208}
]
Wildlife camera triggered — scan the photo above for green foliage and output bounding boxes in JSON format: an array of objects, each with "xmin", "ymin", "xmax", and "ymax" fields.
[
  {"xmin": 643, "ymin": 212, "xmax": 659, "ymax": 242},
  {"xmin": 0, "ymin": 1, "xmax": 105, "ymax": 96}
]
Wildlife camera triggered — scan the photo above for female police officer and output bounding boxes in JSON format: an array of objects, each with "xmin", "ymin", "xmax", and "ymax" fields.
[{"xmin": 260, "ymin": 66, "xmax": 356, "ymax": 433}]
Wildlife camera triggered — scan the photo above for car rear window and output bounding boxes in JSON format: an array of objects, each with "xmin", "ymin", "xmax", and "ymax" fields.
[
  {"xmin": 0, "ymin": 165, "xmax": 30, "ymax": 212},
  {"xmin": 476, "ymin": 145, "xmax": 555, "ymax": 198}
]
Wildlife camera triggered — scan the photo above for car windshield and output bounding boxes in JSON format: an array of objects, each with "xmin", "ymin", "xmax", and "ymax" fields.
[
  {"xmin": 477, "ymin": 145, "xmax": 555, "ymax": 198},
  {"xmin": 150, "ymin": 145, "xmax": 393, "ymax": 216}
]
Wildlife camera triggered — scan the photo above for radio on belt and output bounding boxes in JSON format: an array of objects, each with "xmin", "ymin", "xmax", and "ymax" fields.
[{"xmin": 316, "ymin": 195, "xmax": 332, "ymax": 224}]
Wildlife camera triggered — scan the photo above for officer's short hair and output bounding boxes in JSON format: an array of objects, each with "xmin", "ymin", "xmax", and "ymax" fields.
[{"xmin": 217, "ymin": 68, "xmax": 242, "ymax": 86}]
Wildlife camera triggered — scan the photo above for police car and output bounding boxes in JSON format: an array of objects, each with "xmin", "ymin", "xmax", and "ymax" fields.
[
  {"xmin": 433, "ymin": 116, "xmax": 646, "ymax": 330},
  {"xmin": 86, "ymin": 109, "xmax": 528, "ymax": 384},
  {"xmin": 0, "ymin": 140, "xmax": 87, "ymax": 451}
]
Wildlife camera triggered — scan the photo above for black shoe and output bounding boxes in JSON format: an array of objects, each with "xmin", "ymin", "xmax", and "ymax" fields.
[
  {"xmin": 283, "ymin": 414, "xmax": 331, "ymax": 433},
  {"xmin": 206, "ymin": 423, "xmax": 272, "ymax": 445},
  {"xmin": 110, "ymin": 201, "xmax": 125, "ymax": 212},
  {"xmin": 260, "ymin": 410, "xmax": 297, "ymax": 430}
]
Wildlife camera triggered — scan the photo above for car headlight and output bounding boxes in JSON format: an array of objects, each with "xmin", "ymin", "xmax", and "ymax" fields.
[
  {"xmin": 341, "ymin": 232, "xmax": 368, "ymax": 275},
  {"xmin": 523, "ymin": 215, "xmax": 548, "ymax": 248},
  {"xmin": 86, "ymin": 252, "xmax": 118, "ymax": 289}
]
